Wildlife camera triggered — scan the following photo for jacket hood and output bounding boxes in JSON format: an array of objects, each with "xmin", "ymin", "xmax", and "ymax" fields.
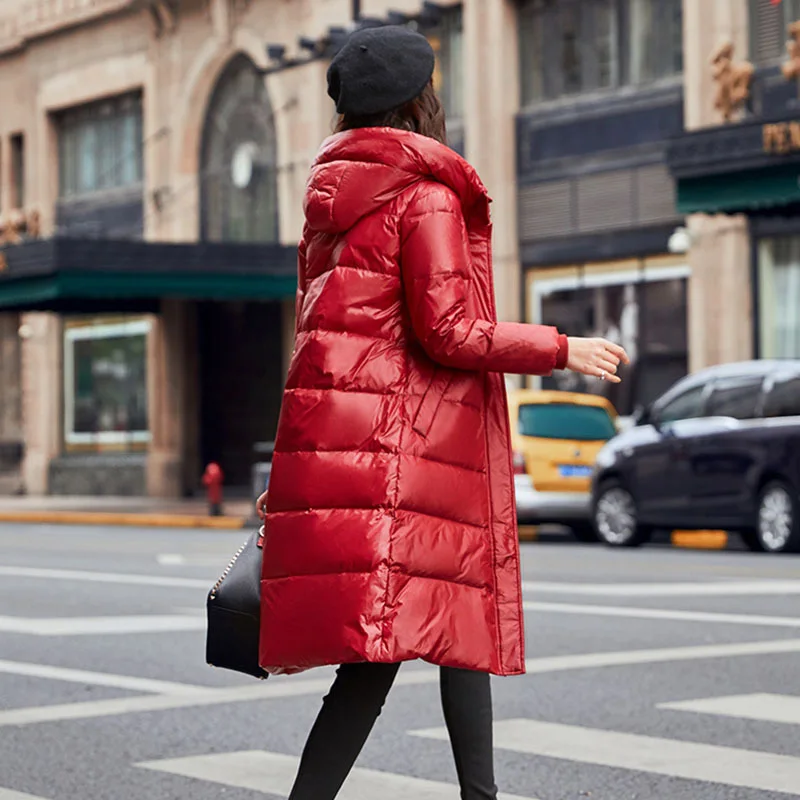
[{"xmin": 303, "ymin": 128, "xmax": 491, "ymax": 235}]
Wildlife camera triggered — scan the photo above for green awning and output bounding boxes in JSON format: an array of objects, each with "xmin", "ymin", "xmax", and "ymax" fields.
[
  {"xmin": 677, "ymin": 165, "xmax": 800, "ymax": 215},
  {"xmin": 0, "ymin": 238, "xmax": 298, "ymax": 312}
]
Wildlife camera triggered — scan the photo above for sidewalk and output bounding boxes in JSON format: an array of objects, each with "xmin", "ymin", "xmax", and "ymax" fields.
[{"xmin": 0, "ymin": 495, "xmax": 257, "ymax": 529}]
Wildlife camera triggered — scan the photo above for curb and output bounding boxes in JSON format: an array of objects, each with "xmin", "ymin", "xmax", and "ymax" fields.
[
  {"xmin": 518, "ymin": 526, "xmax": 737, "ymax": 551},
  {"xmin": 0, "ymin": 510, "xmax": 248, "ymax": 529}
]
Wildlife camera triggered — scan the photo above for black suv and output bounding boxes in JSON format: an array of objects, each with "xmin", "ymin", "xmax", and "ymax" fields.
[{"xmin": 591, "ymin": 360, "xmax": 800, "ymax": 553}]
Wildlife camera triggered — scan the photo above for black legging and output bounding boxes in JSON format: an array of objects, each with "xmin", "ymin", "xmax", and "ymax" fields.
[{"xmin": 288, "ymin": 662, "xmax": 498, "ymax": 800}]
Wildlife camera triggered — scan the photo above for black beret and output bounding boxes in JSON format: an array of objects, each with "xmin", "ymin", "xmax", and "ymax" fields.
[{"xmin": 327, "ymin": 26, "xmax": 436, "ymax": 117}]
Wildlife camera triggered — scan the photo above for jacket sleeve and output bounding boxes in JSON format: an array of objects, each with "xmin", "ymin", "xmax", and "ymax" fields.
[
  {"xmin": 400, "ymin": 185, "xmax": 568, "ymax": 375},
  {"xmin": 294, "ymin": 235, "xmax": 308, "ymax": 336}
]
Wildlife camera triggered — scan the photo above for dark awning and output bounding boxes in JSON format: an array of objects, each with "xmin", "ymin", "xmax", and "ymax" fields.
[
  {"xmin": 0, "ymin": 238, "xmax": 298, "ymax": 312},
  {"xmin": 667, "ymin": 116, "xmax": 800, "ymax": 215},
  {"xmin": 676, "ymin": 164, "xmax": 800, "ymax": 215}
]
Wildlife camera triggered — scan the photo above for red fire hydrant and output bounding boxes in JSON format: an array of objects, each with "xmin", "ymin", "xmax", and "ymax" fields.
[{"xmin": 202, "ymin": 462, "xmax": 224, "ymax": 517}]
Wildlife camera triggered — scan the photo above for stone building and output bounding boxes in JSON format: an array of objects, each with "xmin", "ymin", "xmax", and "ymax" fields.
[
  {"xmin": 668, "ymin": 0, "xmax": 800, "ymax": 384},
  {"xmin": 4, "ymin": 0, "xmax": 783, "ymax": 499}
]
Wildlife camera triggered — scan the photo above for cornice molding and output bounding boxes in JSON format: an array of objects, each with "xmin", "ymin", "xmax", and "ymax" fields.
[{"xmin": 0, "ymin": 0, "xmax": 138, "ymax": 56}]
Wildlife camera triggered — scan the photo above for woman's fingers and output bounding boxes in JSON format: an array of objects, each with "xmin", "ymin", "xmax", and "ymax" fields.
[
  {"xmin": 596, "ymin": 356, "xmax": 619, "ymax": 376},
  {"xmin": 603, "ymin": 340, "xmax": 630, "ymax": 364}
]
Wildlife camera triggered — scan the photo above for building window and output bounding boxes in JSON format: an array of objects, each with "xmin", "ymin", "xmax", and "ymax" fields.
[
  {"xmin": 751, "ymin": 0, "xmax": 800, "ymax": 63},
  {"xmin": 758, "ymin": 237, "xmax": 800, "ymax": 359},
  {"xmin": 64, "ymin": 318, "xmax": 151, "ymax": 449},
  {"xmin": 10, "ymin": 134, "xmax": 24, "ymax": 208},
  {"xmin": 428, "ymin": 6, "xmax": 464, "ymax": 122},
  {"xmin": 56, "ymin": 94, "xmax": 143, "ymax": 198},
  {"xmin": 519, "ymin": 0, "xmax": 682, "ymax": 106},
  {"xmin": 201, "ymin": 56, "xmax": 278, "ymax": 243}
]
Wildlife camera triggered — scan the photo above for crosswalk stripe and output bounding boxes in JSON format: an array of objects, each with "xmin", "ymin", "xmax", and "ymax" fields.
[
  {"xmin": 660, "ymin": 693, "xmax": 800, "ymax": 726},
  {"xmin": 522, "ymin": 580, "xmax": 800, "ymax": 597},
  {"xmin": 0, "ymin": 659, "xmax": 207, "ymax": 695},
  {"xmin": 0, "ymin": 789, "xmax": 50, "ymax": 799},
  {"xmin": 524, "ymin": 600, "xmax": 800, "ymax": 629},
  {"xmin": 412, "ymin": 719, "xmax": 800, "ymax": 796},
  {"xmin": 0, "ymin": 614, "xmax": 206, "ymax": 635},
  {"xmin": 4, "ymin": 639, "xmax": 800, "ymax": 728},
  {"xmin": 0, "ymin": 566, "xmax": 208, "ymax": 589},
  {"xmin": 138, "ymin": 750, "xmax": 539, "ymax": 800}
]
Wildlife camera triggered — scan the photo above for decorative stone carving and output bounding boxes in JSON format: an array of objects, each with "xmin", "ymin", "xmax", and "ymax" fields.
[
  {"xmin": 710, "ymin": 41, "xmax": 754, "ymax": 123},
  {"xmin": 148, "ymin": 0, "xmax": 177, "ymax": 37},
  {"xmin": 0, "ymin": 208, "xmax": 43, "ymax": 246},
  {"xmin": 782, "ymin": 21, "xmax": 800, "ymax": 81}
]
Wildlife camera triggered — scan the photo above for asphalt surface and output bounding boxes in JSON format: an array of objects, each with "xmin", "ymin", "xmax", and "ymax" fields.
[{"xmin": 2, "ymin": 525, "xmax": 800, "ymax": 800}]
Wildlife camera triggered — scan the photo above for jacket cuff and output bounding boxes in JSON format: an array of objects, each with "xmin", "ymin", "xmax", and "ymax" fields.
[{"xmin": 555, "ymin": 334, "xmax": 569, "ymax": 370}]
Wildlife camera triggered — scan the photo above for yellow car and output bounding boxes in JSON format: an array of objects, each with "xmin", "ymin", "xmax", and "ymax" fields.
[{"xmin": 508, "ymin": 389, "xmax": 618, "ymax": 541}]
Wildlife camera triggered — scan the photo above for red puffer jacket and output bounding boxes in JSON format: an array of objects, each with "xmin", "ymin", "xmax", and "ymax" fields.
[{"xmin": 259, "ymin": 128, "xmax": 567, "ymax": 676}]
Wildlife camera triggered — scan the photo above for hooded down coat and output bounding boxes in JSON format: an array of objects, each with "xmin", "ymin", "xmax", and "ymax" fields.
[{"xmin": 259, "ymin": 128, "xmax": 567, "ymax": 677}]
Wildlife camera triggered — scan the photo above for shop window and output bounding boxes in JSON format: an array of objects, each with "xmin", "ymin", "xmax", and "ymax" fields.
[
  {"xmin": 519, "ymin": 0, "xmax": 682, "ymax": 106},
  {"xmin": 706, "ymin": 377, "xmax": 764, "ymax": 420},
  {"xmin": 758, "ymin": 237, "xmax": 800, "ymax": 359},
  {"xmin": 56, "ymin": 94, "xmax": 143, "ymax": 198},
  {"xmin": 530, "ymin": 265, "xmax": 689, "ymax": 415},
  {"xmin": 750, "ymin": 0, "xmax": 800, "ymax": 63},
  {"xmin": 10, "ymin": 133, "xmax": 24, "ymax": 208},
  {"xmin": 64, "ymin": 318, "xmax": 150, "ymax": 449},
  {"xmin": 763, "ymin": 375, "xmax": 800, "ymax": 417}
]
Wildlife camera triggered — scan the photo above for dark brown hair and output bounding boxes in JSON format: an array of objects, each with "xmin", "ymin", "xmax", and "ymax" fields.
[{"xmin": 334, "ymin": 81, "xmax": 447, "ymax": 145}]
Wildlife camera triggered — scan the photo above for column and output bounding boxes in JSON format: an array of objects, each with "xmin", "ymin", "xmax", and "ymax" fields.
[
  {"xmin": 683, "ymin": 0, "xmax": 753, "ymax": 371},
  {"xmin": 463, "ymin": 0, "xmax": 521, "ymax": 324},
  {"xmin": 147, "ymin": 299, "xmax": 193, "ymax": 497},
  {"xmin": 20, "ymin": 313, "xmax": 62, "ymax": 495}
]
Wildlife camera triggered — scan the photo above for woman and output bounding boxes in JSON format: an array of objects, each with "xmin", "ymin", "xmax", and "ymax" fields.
[{"xmin": 256, "ymin": 25, "xmax": 628, "ymax": 800}]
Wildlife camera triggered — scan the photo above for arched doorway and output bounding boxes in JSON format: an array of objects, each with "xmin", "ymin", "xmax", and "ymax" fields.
[{"xmin": 196, "ymin": 55, "xmax": 284, "ymax": 490}]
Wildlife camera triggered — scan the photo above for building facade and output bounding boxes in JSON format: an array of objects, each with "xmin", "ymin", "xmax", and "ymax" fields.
[
  {"xmin": 0, "ymin": 0, "xmax": 477, "ymax": 498},
  {"xmin": 669, "ymin": 0, "xmax": 800, "ymax": 381},
  {"xmin": 6, "ymin": 0, "xmax": 771, "ymax": 498}
]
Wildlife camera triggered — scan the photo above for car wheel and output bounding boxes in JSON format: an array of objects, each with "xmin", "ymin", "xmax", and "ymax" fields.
[
  {"xmin": 593, "ymin": 482, "xmax": 652, "ymax": 548},
  {"xmin": 753, "ymin": 481, "xmax": 800, "ymax": 554},
  {"xmin": 570, "ymin": 523, "xmax": 599, "ymax": 544}
]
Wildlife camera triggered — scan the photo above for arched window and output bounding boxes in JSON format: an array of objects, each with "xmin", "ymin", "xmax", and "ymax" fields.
[{"xmin": 200, "ymin": 55, "xmax": 278, "ymax": 243}]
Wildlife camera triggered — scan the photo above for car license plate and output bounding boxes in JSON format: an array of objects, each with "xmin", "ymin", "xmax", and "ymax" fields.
[{"xmin": 558, "ymin": 465, "xmax": 593, "ymax": 478}]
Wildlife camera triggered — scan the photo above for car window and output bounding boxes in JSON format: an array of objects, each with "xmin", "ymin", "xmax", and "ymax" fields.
[
  {"xmin": 655, "ymin": 385, "xmax": 706, "ymax": 424},
  {"xmin": 706, "ymin": 377, "xmax": 763, "ymax": 420},
  {"xmin": 763, "ymin": 375, "xmax": 800, "ymax": 418},
  {"xmin": 518, "ymin": 403, "xmax": 616, "ymax": 441}
]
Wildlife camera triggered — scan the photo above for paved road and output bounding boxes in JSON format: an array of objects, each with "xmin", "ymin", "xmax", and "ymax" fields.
[{"xmin": 2, "ymin": 524, "xmax": 800, "ymax": 800}]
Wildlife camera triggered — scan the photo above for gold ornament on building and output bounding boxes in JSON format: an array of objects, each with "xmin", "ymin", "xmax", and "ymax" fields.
[
  {"xmin": 710, "ymin": 41, "xmax": 754, "ymax": 123},
  {"xmin": 0, "ymin": 208, "xmax": 43, "ymax": 246},
  {"xmin": 782, "ymin": 21, "xmax": 800, "ymax": 81}
]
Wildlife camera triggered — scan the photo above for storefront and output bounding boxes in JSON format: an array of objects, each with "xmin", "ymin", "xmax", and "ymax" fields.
[{"xmin": 667, "ymin": 113, "xmax": 800, "ymax": 362}]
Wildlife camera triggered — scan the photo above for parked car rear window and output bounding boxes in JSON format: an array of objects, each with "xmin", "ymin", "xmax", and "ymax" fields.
[
  {"xmin": 518, "ymin": 403, "xmax": 616, "ymax": 441},
  {"xmin": 706, "ymin": 377, "xmax": 763, "ymax": 420},
  {"xmin": 764, "ymin": 375, "xmax": 800, "ymax": 418}
]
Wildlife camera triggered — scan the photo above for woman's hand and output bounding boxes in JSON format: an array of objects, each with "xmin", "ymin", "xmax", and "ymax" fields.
[
  {"xmin": 566, "ymin": 337, "xmax": 630, "ymax": 384},
  {"xmin": 256, "ymin": 489, "xmax": 269, "ymax": 520}
]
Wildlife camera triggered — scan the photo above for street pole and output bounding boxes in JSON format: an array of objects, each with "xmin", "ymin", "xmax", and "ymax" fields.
[{"xmin": 352, "ymin": 0, "xmax": 360, "ymax": 21}]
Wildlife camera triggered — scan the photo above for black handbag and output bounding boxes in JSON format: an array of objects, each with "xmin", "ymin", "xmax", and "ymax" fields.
[{"xmin": 206, "ymin": 526, "xmax": 269, "ymax": 680}]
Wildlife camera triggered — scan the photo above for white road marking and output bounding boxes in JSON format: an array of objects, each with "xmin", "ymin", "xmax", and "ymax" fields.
[
  {"xmin": 156, "ymin": 554, "xmax": 186, "ymax": 566},
  {"xmin": 0, "ymin": 566, "xmax": 208, "ymax": 589},
  {"xmin": 138, "ymin": 749, "xmax": 538, "ymax": 800},
  {"xmin": 412, "ymin": 719, "xmax": 800, "ymax": 796},
  {"xmin": 0, "ymin": 790, "xmax": 51, "ymax": 800},
  {"xmin": 3, "ymin": 638, "xmax": 800, "ymax": 728},
  {"xmin": 660, "ymin": 693, "xmax": 800, "ymax": 726},
  {"xmin": 523, "ymin": 580, "xmax": 800, "ymax": 597},
  {"xmin": 524, "ymin": 600, "xmax": 800, "ymax": 629},
  {"xmin": 0, "ymin": 615, "xmax": 206, "ymax": 635},
  {"xmin": 0, "ymin": 660, "xmax": 207, "ymax": 695}
]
